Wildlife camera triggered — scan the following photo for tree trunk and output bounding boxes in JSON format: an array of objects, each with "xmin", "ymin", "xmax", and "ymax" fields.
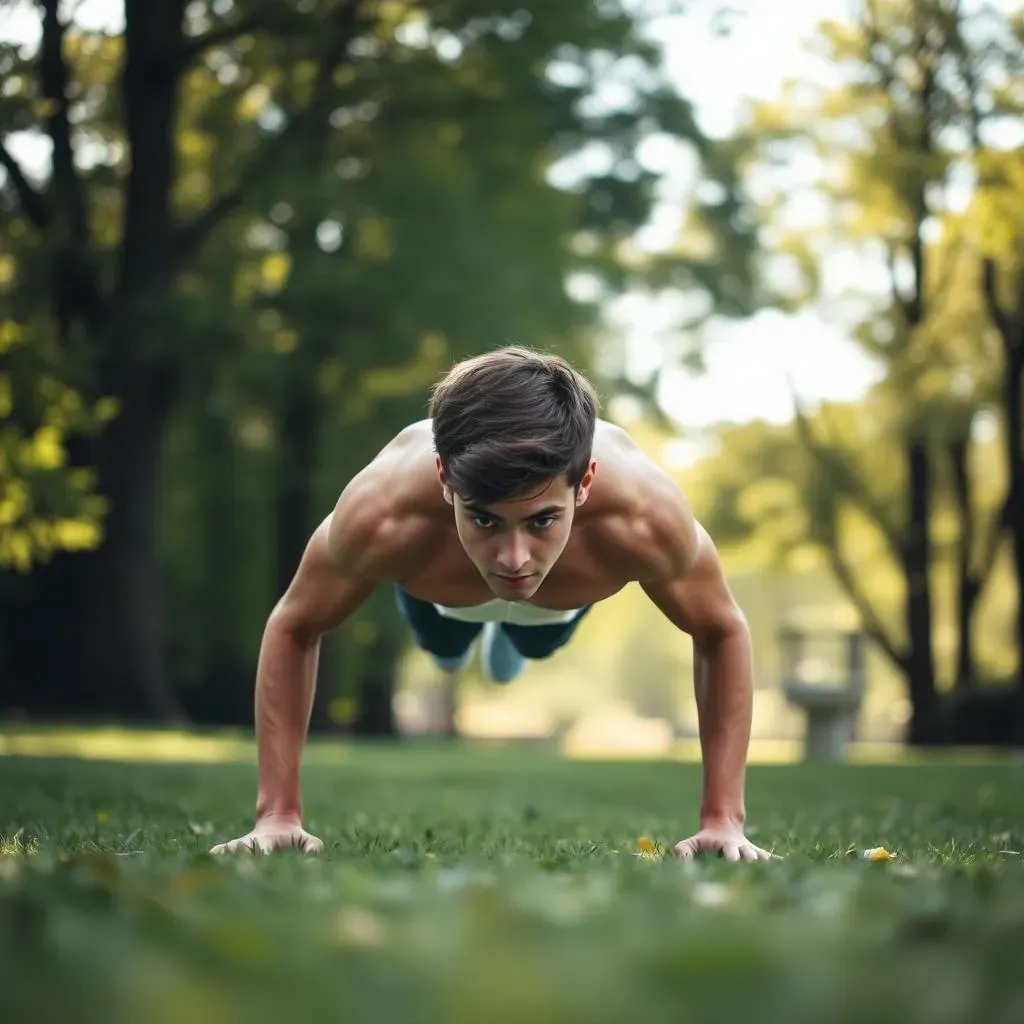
[
  {"xmin": 274, "ymin": 363, "xmax": 338, "ymax": 730},
  {"xmin": 77, "ymin": 371, "xmax": 184, "ymax": 719},
  {"xmin": 903, "ymin": 438, "xmax": 940, "ymax": 744},
  {"xmin": 1008, "ymin": 348, "xmax": 1024, "ymax": 690},
  {"xmin": 275, "ymin": 373, "xmax": 323, "ymax": 601},
  {"xmin": 353, "ymin": 633, "xmax": 399, "ymax": 738},
  {"xmin": 948, "ymin": 437, "xmax": 979, "ymax": 692}
]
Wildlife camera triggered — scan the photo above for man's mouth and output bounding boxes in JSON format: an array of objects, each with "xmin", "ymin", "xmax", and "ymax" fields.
[{"xmin": 494, "ymin": 573, "xmax": 534, "ymax": 587}]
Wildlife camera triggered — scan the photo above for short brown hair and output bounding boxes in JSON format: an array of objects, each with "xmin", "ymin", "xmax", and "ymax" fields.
[{"xmin": 429, "ymin": 346, "xmax": 600, "ymax": 504}]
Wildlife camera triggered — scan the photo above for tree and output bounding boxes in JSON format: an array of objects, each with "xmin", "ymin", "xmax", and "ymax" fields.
[
  {"xmin": 0, "ymin": 0, "xmax": 759, "ymax": 724},
  {"xmin": 742, "ymin": 0, "xmax": 1022, "ymax": 741},
  {"xmin": 955, "ymin": 6, "xmax": 1024, "ymax": 688}
]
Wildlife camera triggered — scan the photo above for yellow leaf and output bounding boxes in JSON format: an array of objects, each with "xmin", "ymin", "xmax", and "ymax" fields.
[
  {"xmin": 636, "ymin": 837, "xmax": 662, "ymax": 859},
  {"xmin": 863, "ymin": 847, "xmax": 895, "ymax": 862},
  {"xmin": 31, "ymin": 425, "xmax": 65, "ymax": 470},
  {"xmin": 236, "ymin": 83, "xmax": 270, "ymax": 121},
  {"xmin": 260, "ymin": 252, "xmax": 292, "ymax": 294},
  {"xmin": 53, "ymin": 518, "xmax": 102, "ymax": 551},
  {"xmin": 0, "ymin": 320, "xmax": 21, "ymax": 352},
  {"xmin": 2, "ymin": 530, "xmax": 32, "ymax": 573},
  {"xmin": 0, "ymin": 483, "xmax": 29, "ymax": 525}
]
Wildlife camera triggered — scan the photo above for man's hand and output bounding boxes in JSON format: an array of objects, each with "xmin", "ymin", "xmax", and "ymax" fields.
[
  {"xmin": 209, "ymin": 814, "xmax": 324, "ymax": 856},
  {"xmin": 674, "ymin": 821, "xmax": 775, "ymax": 862}
]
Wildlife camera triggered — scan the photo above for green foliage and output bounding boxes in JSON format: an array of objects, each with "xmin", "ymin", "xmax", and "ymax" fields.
[
  {"xmin": 0, "ymin": 0, "xmax": 763, "ymax": 718},
  {"xmin": 745, "ymin": 0, "xmax": 1018, "ymax": 416},
  {"xmin": 680, "ymin": 401, "xmax": 1018, "ymax": 685},
  {"xmin": 0, "ymin": 741, "xmax": 1022, "ymax": 1023},
  {"xmin": 0, "ymin": 318, "xmax": 115, "ymax": 571},
  {"xmin": 732, "ymin": 0, "xmax": 1024, "ymax": 698}
]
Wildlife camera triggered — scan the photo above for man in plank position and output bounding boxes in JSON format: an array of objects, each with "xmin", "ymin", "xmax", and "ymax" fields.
[{"xmin": 211, "ymin": 346, "xmax": 773, "ymax": 862}]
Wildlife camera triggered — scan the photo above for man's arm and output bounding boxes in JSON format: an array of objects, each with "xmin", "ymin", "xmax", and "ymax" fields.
[
  {"xmin": 211, "ymin": 507, "xmax": 377, "ymax": 854},
  {"xmin": 642, "ymin": 521, "xmax": 773, "ymax": 861}
]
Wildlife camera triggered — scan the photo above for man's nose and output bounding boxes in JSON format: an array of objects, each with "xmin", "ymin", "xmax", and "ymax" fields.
[{"xmin": 496, "ymin": 533, "xmax": 530, "ymax": 573}]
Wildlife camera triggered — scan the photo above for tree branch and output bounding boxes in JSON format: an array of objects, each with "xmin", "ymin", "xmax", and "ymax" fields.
[
  {"xmin": 176, "ymin": 4, "xmax": 310, "ymax": 67},
  {"xmin": 39, "ymin": 0, "xmax": 89, "ymax": 246},
  {"xmin": 863, "ymin": 0, "xmax": 906, "ymax": 148},
  {"xmin": 0, "ymin": 139, "xmax": 48, "ymax": 228},
  {"xmin": 798, "ymin": 394, "xmax": 905, "ymax": 563},
  {"xmin": 822, "ymin": 529, "xmax": 909, "ymax": 675},
  {"xmin": 790, "ymin": 391, "xmax": 908, "ymax": 673},
  {"xmin": 982, "ymin": 256, "xmax": 1012, "ymax": 343},
  {"xmin": 172, "ymin": 0, "xmax": 365, "ymax": 268},
  {"xmin": 972, "ymin": 487, "xmax": 1008, "ymax": 589}
]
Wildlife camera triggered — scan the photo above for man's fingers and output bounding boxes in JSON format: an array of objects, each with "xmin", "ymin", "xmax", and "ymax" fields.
[
  {"xmin": 738, "ymin": 843, "xmax": 760, "ymax": 862},
  {"xmin": 209, "ymin": 831, "xmax": 323, "ymax": 856},
  {"xmin": 209, "ymin": 838, "xmax": 247, "ymax": 855},
  {"xmin": 721, "ymin": 842, "xmax": 741, "ymax": 862},
  {"xmin": 673, "ymin": 839, "xmax": 698, "ymax": 859}
]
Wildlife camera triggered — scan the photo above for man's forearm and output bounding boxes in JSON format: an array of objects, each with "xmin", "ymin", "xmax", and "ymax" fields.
[
  {"xmin": 254, "ymin": 615, "xmax": 321, "ymax": 822},
  {"xmin": 693, "ymin": 622, "xmax": 753, "ymax": 826}
]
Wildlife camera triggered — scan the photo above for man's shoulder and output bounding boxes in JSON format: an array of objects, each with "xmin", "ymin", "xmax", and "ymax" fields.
[
  {"xmin": 586, "ymin": 424, "xmax": 700, "ymax": 582},
  {"xmin": 325, "ymin": 422, "xmax": 443, "ymax": 577}
]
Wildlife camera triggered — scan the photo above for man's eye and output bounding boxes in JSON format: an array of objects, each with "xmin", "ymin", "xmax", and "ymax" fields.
[
  {"xmin": 472, "ymin": 516, "xmax": 495, "ymax": 529},
  {"xmin": 532, "ymin": 517, "xmax": 556, "ymax": 531}
]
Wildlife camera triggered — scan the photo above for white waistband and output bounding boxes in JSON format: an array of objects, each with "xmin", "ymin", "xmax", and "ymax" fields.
[{"xmin": 434, "ymin": 598, "xmax": 581, "ymax": 626}]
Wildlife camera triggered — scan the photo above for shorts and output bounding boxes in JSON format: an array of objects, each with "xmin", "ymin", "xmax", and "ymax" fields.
[{"xmin": 394, "ymin": 586, "xmax": 591, "ymax": 660}]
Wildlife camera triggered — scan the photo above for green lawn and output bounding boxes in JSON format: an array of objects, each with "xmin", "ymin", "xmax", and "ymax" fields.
[{"xmin": 1, "ymin": 734, "xmax": 1022, "ymax": 1024}]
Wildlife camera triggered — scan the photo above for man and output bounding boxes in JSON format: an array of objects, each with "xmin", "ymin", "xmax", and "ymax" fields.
[{"xmin": 211, "ymin": 347, "xmax": 773, "ymax": 862}]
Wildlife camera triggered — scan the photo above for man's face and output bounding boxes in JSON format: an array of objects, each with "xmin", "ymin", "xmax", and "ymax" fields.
[{"xmin": 437, "ymin": 459, "xmax": 596, "ymax": 601}]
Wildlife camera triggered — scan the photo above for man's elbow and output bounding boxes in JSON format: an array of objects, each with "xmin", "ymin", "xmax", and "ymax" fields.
[
  {"xmin": 266, "ymin": 602, "xmax": 323, "ymax": 650},
  {"xmin": 694, "ymin": 604, "xmax": 749, "ymax": 652}
]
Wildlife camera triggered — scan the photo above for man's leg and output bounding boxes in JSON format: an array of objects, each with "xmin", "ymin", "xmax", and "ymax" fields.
[
  {"xmin": 482, "ymin": 606, "xmax": 593, "ymax": 684},
  {"xmin": 394, "ymin": 587, "xmax": 482, "ymax": 672}
]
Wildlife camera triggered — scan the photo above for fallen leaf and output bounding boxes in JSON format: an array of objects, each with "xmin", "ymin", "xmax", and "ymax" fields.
[
  {"xmin": 863, "ymin": 847, "xmax": 896, "ymax": 862},
  {"xmin": 635, "ymin": 837, "xmax": 662, "ymax": 861}
]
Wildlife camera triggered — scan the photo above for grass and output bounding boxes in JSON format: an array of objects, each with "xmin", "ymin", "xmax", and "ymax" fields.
[{"xmin": 1, "ymin": 732, "xmax": 1023, "ymax": 1024}]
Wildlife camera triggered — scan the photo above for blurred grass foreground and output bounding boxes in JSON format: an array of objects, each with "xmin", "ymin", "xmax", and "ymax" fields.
[{"xmin": 2, "ymin": 730, "xmax": 1023, "ymax": 1024}]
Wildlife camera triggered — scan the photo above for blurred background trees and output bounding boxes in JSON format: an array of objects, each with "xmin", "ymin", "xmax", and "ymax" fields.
[{"xmin": 1, "ymin": 0, "xmax": 1021, "ymax": 746}]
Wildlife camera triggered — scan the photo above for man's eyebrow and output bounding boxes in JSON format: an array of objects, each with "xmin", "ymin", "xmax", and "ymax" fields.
[{"xmin": 464, "ymin": 503, "xmax": 566, "ymax": 521}]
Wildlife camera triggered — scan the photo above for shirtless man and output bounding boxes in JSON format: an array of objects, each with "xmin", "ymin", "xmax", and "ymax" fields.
[{"xmin": 211, "ymin": 346, "xmax": 773, "ymax": 862}]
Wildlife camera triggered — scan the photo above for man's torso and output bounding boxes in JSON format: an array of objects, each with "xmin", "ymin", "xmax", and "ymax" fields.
[{"xmin": 334, "ymin": 418, "xmax": 690, "ymax": 613}]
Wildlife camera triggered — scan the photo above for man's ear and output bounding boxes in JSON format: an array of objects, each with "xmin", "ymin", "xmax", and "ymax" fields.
[
  {"xmin": 575, "ymin": 459, "xmax": 598, "ymax": 506},
  {"xmin": 435, "ymin": 455, "xmax": 454, "ymax": 505}
]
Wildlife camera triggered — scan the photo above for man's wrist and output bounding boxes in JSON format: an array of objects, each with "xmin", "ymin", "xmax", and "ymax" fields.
[
  {"xmin": 699, "ymin": 805, "xmax": 746, "ymax": 830},
  {"xmin": 256, "ymin": 794, "xmax": 302, "ymax": 823}
]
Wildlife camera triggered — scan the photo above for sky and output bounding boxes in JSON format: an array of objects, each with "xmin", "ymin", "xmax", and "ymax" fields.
[{"xmin": 0, "ymin": 0, "xmax": 919, "ymax": 448}]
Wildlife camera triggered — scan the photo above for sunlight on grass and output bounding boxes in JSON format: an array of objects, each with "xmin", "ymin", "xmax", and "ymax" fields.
[
  {"xmin": 564, "ymin": 736, "xmax": 1013, "ymax": 766},
  {"xmin": 0, "ymin": 727, "xmax": 256, "ymax": 764},
  {"xmin": 0, "ymin": 725, "xmax": 365, "ymax": 766},
  {"xmin": 0, "ymin": 723, "xmax": 1014, "ymax": 768}
]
